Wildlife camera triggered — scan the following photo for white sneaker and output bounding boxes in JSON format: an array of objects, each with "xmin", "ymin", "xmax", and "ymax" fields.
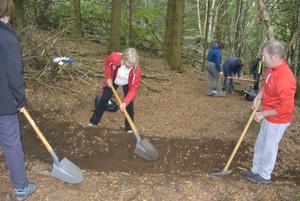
[
  {"xmin": 126, "ymin": 130, "xmax": 134, "ymax": 134},
  {"xmin": 86, "ymin": 122, "xmax": 97, "ymax": 127},
  {"xmin": 15, "ymin": 182, "xmax": 37, "ymax": 201}
]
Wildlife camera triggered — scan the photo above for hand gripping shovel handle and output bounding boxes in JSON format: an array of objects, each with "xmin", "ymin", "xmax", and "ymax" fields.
[
  {"xmin": 109, "ymin": 86, "xmax": 138, "ymax": 134},
  {"xmin": 21, "ymin": 108, "xmax": 59, "ymax": 164},
  {"xmin": 222, "ymin": 101, "xmax": 261, "ymax": 172}
]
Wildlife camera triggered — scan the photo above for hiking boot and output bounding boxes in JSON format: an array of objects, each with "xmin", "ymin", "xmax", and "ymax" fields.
[
  {"xmin": 245, "ymin": 173, "xmax": 271, "ymax": 184},
  {"xmin": 15, "ymin": 182, "xmax": 37, "ymax": 201}
]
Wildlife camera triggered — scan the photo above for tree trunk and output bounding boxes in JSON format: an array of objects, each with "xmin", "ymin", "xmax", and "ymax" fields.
[
  {"xmin": 232, "ymin": 0, "xmax": 243, "ymax": 56},
  {"xmin": 125, "ymin": 0, "xmax": 133, "ymax": 46},
  {"xmin": 164, "ymin": 0, "xmax": 185, "ymax": 72},
  {"xmin": 70, "ymin": 0, "xmax": 82, "ymax": 38},
  {"xmin": 12, "ymin": 0, "xmax": 25, "ymax": 29},
  {"xmin": 257, "ymin": 0, "xmax": 275, "ymax": 41},
  {"xmin": 109, "ymin": 0, "xmax": 121, "ymax": 51},
  {"xmin": 202, "ymin": 0, "xmax": 211, "ymax": 72},
  {"xmin": 197, "ymin": 0, "xmax": 203, "ymax": 37},
  {"xmin": 208, "ymin": 0, "xmax": 217, "ymax": 40}
]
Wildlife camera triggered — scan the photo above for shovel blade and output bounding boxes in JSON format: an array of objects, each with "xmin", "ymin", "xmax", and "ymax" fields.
[
  {"xmin": 50, "ymin": 158, "xmax": 84, "ymax": 184},
  {"xmin": 134, "ymin": 138, "xmax": 159, "ymax": 161},
  {"xmin": 211, "ymin": 169, "xmax": 232, "ymax": 177}
]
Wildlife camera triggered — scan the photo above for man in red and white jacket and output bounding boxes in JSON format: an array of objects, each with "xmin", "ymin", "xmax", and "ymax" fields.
[
  {"xmin": 89, "ymin": 48, "xmax": 141, "ymax": 133},
  {"xmin": 242, "ymin": 40, "xmax": 296, "ymax": 184}
]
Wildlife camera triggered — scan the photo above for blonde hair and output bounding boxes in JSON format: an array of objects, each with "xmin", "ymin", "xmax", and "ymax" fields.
[
  {"xmin": 122, "ymin": 48, "xmax": 139, "ymax": 68},
  {"xmin": 0, "ymin": 0, "xmax": 15, "ymax": 18}
]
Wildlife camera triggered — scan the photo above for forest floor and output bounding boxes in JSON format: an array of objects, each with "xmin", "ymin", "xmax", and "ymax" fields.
[{"xmin": 0, "ymin": 38, "xmax": 300, "ymax": 201}]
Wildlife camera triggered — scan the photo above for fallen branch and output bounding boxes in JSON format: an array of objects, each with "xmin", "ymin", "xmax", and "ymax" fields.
[
  {"xmin": 142, "ymin": 73, "xmax": 170, "ymax": 81},
  {"xmin": 141, "ymin": 80, "xmax": 160, "ymax": 92}
]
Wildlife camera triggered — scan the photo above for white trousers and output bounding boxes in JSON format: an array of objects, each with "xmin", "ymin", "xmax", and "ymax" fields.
[{"xmin": 251, "ymin": 119, "xmax": 289, "ymax": 180}]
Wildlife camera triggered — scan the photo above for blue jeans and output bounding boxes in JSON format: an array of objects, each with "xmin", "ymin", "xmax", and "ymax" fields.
[
  {"xmin": 0, "ymin": 114, "xmax": 28, "ymax": 188},
  {"xmin": 90, "ymin": 84, "xmax": 134, "ymax": 130}
]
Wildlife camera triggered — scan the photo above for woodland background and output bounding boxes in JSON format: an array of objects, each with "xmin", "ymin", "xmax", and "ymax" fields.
[{"xmin": 10, "ymin": 0, "xmax": 300, "ymax": 95}]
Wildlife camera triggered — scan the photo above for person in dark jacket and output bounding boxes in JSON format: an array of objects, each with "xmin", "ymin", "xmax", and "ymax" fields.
[
  {"xmin": 222, "ymin": 57, "xmax": 244, "ymax": 94},
  {"xmin": 0, "ymin": 0, "xmax": 36, "ymax": 200},
  {"xmin": 249, "ymin": 57, "xmax": 262, "ymax": 91},
  {"xmin": 88, "ymin": 48, "xmax": 141, "ymax": 134},
  {"xmin": 205, "ymin": 40, "xmax": 225, "ymax": 96}
]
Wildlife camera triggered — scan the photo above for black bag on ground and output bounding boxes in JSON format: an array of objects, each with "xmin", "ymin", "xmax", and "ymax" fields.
[
  {"xmin": 243, "ymin": 87, "xmax": 257, "ymax": 101},
  {"xmin": 94, "ymin": 95, "xmax": 119, "ymax": 112}
]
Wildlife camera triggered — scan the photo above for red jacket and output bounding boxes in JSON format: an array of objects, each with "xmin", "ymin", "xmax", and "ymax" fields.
[
  {"xmin": 102, "ymin": 52, "xmax": 141, "ymax": 105},
  {"xmin": 262, "ymin": 60, "xmax": 296, "ymax": 123}
]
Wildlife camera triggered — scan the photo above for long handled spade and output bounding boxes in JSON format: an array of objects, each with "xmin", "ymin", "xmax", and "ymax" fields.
[
  {"xmin": 212, "ymin": 102, "xmax": 260, "ymax": 176},
  {"xmin": 227, "ymin": 76, "xmax": 255, "ymax": 82},
  {"xmin": 21, "ymin": 108, "xmax": 84, "ymax": 184},
  {"xmin": 110, "ymin": 86, "xmax": 159, "ymax": 161}
]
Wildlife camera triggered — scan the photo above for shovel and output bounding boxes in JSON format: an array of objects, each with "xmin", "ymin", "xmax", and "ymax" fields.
[
  {"xmin": 212, "ymin": 102, "xmax": 260, "ymax": 176},
  {"xmin": 110, "ymin": 86, "xmax": 159, "ymax": 161},
  {"xmin": 21, "ymin": 108, "xmax": 84, "ymax": 184},
  {"xmin": 227, "ymin": 76, "xmax": 255, "ymax": 82}
]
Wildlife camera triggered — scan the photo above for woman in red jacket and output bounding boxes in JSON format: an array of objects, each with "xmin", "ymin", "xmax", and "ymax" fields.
[{"xmin": 88, "ymin": 48, "xmax": 141, "ymax": 133}]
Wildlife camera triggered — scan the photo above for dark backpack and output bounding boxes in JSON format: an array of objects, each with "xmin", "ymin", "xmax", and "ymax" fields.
[
  {"xmin": 243, "ymin": 88, "xmax": 257, "ymax": 101},
  {"xmin": 94, "ymin": 95, "xmax": 119, "ymax": 112}
]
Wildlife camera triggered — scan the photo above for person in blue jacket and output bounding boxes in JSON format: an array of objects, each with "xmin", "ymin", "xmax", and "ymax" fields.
[
  {"xmin": 205, "ymin": 40, "xmax": 225, "ymax": 96},
  {"xmin": 222, "ymin": 57, "xmax": 244, "ymax": 94},
  {"xmin": 0, "ymin": 0, "xmax": 36, "ymax": 200}
]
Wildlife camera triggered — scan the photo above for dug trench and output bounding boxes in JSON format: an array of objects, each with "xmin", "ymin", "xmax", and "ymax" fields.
[{"xmin": 19, "ymin": 110, "xmax": 300, "ymax": 184}]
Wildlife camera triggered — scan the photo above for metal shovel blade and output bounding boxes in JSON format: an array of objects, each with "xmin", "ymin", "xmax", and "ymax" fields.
[
  {"xmin": 134, "ymin": 138, "xmax": 159, "ymax": 161},
  {"xmin": 50, "ymin": 157, "xmax": 84, "ymax": 184},
  {"xmin": 211, "ymin": 169, "xmax": 233, "ymax": 177}
]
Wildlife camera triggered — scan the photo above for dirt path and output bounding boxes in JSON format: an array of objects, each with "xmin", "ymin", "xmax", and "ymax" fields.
[{"xmin": 0, "ymin": 51, "xmax": 299, "ymax": 200}]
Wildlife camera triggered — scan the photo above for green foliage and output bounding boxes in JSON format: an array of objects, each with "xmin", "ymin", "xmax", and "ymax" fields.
[
  {"xmin": 47, "ymin": 1, "xmax": 70, "ymax": 28},
  {"xmin": 80, "ymin": 0, "xmax": 111, "ymax": 43},
  {"xmin": 266, "ymin": 0, "xmax": 298, "ymax": 43},
  {"xmin": 131, "ymin": 6, "xmax": 164, "ymax": 50}
]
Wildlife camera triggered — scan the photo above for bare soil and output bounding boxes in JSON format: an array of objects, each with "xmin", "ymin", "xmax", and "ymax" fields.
[{"xmin": 0, "ymin": 40, "xmax": 300, "ymax": 201}]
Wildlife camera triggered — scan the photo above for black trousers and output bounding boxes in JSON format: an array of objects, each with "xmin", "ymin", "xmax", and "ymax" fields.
[{"xmin": 89, "ymin": 84, "xmax": 134, "ymax": 130}]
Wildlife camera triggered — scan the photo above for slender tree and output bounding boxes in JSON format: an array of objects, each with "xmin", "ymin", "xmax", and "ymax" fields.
[
  {"xmin": 109, "ymin": 0, "xmax": 121, "ymax": 51},
  {"xmin": 257, "ymin": 0, "xmax": 274, "ymax": 40},
  {"xmin": 125, "ymin": 0, "xmax": 133, "ymax": 46},
  {"xmin": 70, "ymin": 0, "xmax": 82, "ymax": 38},
  {"xmin": 202, "ymin": 0, "xmax": 211, "ymax": 72}
]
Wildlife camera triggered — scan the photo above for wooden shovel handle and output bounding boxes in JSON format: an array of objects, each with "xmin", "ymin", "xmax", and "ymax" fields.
[
  {"xmin": 227, "ymin": 77, "xmax": 255, "ymax": 82},
  {"xmin": 110, "ymin": 86, "xmax": 138, "ymax": 134},
  {"xmin": 223, "ymin": 101, "xmax": 260, "ymax": 172},
  {"xmin": 21, "ymin": 108, "xmax": 54, "ymax": 153}
]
